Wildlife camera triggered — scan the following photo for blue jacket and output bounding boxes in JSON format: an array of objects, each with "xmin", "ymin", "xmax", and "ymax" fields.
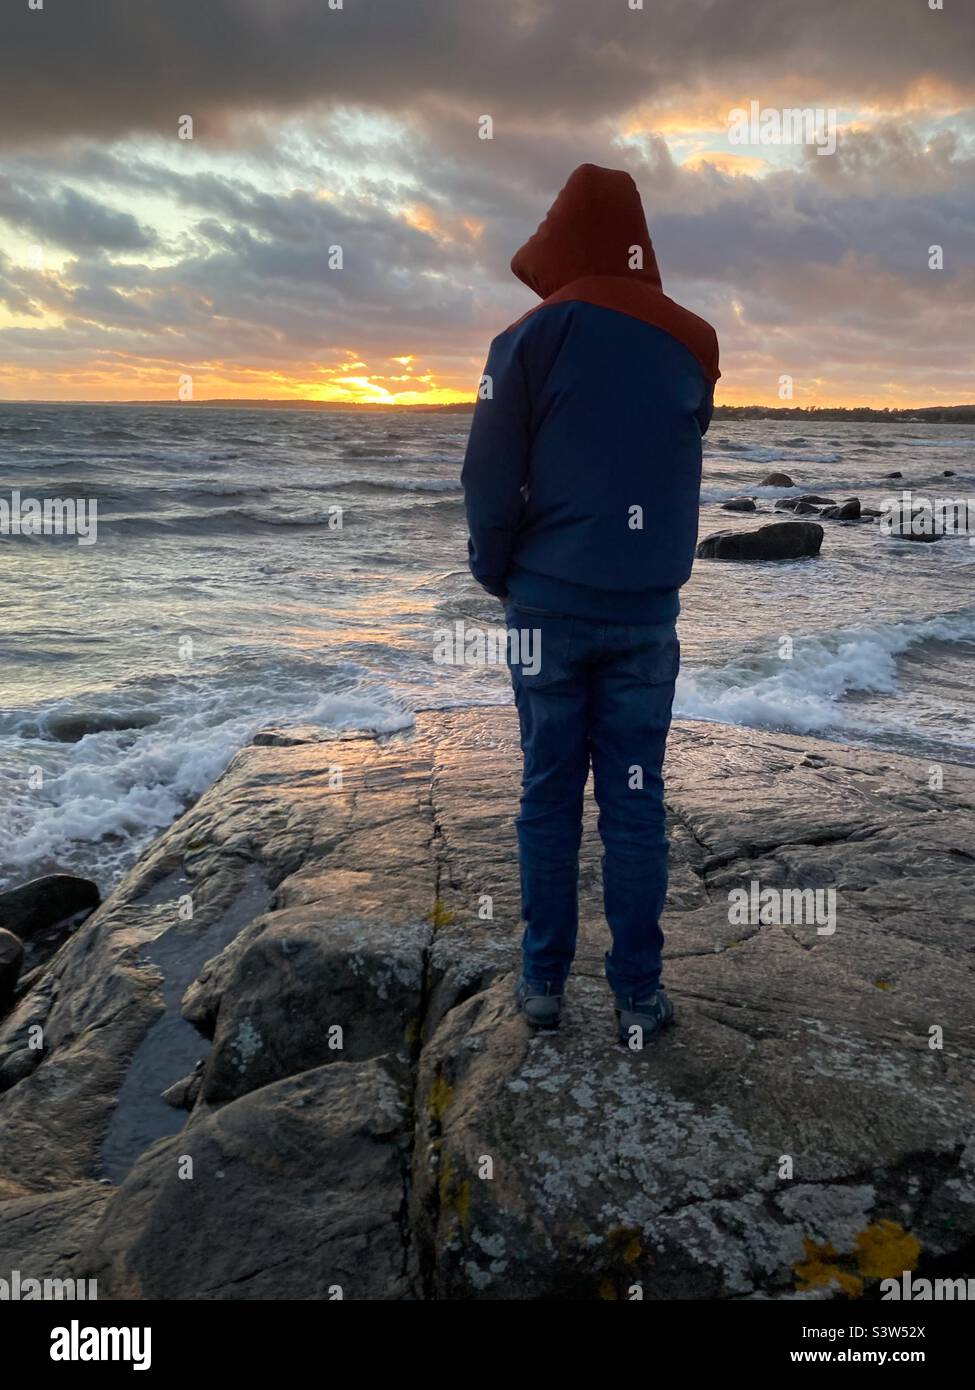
[{"xmin": 462, "ymin": 163, "xmax": 720, "ymax": 624}]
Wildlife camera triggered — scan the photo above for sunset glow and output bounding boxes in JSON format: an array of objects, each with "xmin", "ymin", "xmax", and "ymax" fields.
[{"xmin": 1, "ymin": 3, "xmax": 972, "ymax": 409}]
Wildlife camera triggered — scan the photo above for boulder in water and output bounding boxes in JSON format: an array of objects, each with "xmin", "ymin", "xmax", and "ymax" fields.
[
  {"xmin": 761, "ymin": 472, "xmax": 794, "ymax": 487},
  {"xmin": 46, "ymin": 712, "xmax": 158, "ymax": 743},
  {"xmin": 776, "ymin": 499, "xmax": 818, "ymax": 515},
  {"xmin": 883, "ymin": 506, "xmax": 945, "ymax": 542},
  {"xmin": 884, "ymin": 471, "xmax": 903, "ymax": 479},
  {"xmin": 0, "ymin": 875, "xmax": 100, "ymax": 947},
  {"xmin": 720, "ymin": 497, "xmax": 757, "ymax": 512},
  {"xmin": 696, "ymin": 521, "xmax": 823, "ymax": 561},
  {"xmin": 819, "ymin": 498, "xmax": 861, "ymax": 521}
]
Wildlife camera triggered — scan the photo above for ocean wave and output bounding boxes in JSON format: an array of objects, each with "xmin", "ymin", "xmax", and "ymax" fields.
[
  {"xmin": 101, "ymin": 505, "xmax": 344, "ymax": 534},
  {"xmin": 0, "ymin": 687, "xmax": 413, "ymax": 891},
  {"xmin": 328, "ymin": 476, "xmax": 462, "ymax": 495},
  {"xmin": 699, "ymin": 482, "xmax": 837, "ymax": 502},
  {"xmin": 676, "ymin": 609, "xmax": 975, "ymax": 736},
  {"xmin": 84, "ymin": 427, "xmax": 143, "ymax": 442},
  {"xmin": 705, "ymin": 443, "xmax": 843, "ymax": 466}
]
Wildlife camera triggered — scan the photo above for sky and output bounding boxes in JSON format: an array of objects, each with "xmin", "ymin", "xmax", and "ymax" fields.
[{"xmin": 0, "ymin": 0, "xmax": 973, "ymax": 408}]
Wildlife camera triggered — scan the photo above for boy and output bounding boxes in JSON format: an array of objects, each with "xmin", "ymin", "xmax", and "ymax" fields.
[{"xmin": 461, "ymin": 163, "xmax": 719, "ymax": 1044}]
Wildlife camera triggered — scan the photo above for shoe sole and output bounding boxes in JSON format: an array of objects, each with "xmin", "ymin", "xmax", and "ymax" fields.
[
  {"xmin": 615, "ymin": 1011, "xmax": 675, "ymax": 1047},
  {"xmin": 520, "ymin": 1010, "xmax": 561, "ymax": 1031}
]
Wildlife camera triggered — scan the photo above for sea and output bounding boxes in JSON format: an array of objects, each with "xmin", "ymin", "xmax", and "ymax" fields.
[{"xmin": 1, "ymin": 403, "xmax": 973, "ymax": 892}]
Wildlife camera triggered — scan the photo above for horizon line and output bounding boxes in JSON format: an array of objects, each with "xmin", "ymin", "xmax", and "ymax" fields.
[{"xmin": 1, "ymin": 397, "xmax": 974, "ymax": 414}]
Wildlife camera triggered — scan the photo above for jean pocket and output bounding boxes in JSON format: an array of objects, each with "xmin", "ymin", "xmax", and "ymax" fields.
[
  {"xmin": 632, "ymin": 635, "xmax": 680, "ymax": 686},
  {"xmin": 506, "ymin": 614, "xmax": 570, "ymax": 687}
]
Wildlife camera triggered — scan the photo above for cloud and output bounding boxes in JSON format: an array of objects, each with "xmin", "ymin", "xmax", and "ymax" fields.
[
  {"xmin": 1, "ymin": 1, "xmax": 974, "ymax": 403},
  {"xmin": 2, "ymin": 0, "xmax": 974, "ymax": 147},
  {"xmin": 0, "ymin": 178, "xmax": 157, "ymax": 251}
]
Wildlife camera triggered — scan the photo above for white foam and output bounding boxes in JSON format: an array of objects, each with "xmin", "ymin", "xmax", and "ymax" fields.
[
  {"xmin": 0, "ymin": 689, "xmax": 413, "ymax": 890},
  {"xmin": 676, "ymin": 609, "xmax": 975, "ymax": 736}
]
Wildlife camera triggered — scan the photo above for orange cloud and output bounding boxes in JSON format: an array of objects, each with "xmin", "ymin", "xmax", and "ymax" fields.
[{"xmin": 682, "ymin": 152, "xmax": 769, "ymax": 176}]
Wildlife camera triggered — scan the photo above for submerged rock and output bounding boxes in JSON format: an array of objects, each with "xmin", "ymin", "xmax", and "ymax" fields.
[
  {"xmin": 819, "ymin": 498, "xmax": 861, "ymax": 521},
  {"xmin": 720, "ymin": 497, "xmax": 757, "ymax": 512},
  {"xmin": 777, "ymin": 495, "xmax": 836, "ymax": 512},
  {"xmin": 776, "ymin": 499, "xmax": 819, "ymax": 515},
  {"xmin": 883, "ymin": 504, "xmax": 948, "ymax": 542},
  {"xmin": 761, "ymin": 471, "xmax": 794, "ymax": 487},
  {"xmin": 46, "ymin": 712, "xmax": 158, "ymax": 742},
  {"xmin": 696, "ymin": 521, "xmax": 823, "ymax": 561}
]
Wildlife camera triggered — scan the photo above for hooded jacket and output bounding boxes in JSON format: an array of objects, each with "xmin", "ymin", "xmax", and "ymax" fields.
[{"xmin": 461, "ymin": 163, "xmax": 720, "ymax": 623}]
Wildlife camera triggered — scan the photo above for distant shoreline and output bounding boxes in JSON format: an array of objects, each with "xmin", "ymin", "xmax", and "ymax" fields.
[{"xmin": 2, "ymin": 398, "xmax": 975, "ymax": 423}]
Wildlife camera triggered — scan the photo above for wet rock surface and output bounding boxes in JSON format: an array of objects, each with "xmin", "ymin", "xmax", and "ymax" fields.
[
  {"xmin": 1, "ymin": 709, "xmax": 973, "ymax": 1299},
  {"xmin": 819, "ymin": 497, "xmax": 862, "ymax": 521},
  {"xmin": 0, "ymin": 873, "xmax": 99, "ymax": 942},
  {"xmin": 0, "ymin": 930, "xmax": 24, "ymax": 1006}
]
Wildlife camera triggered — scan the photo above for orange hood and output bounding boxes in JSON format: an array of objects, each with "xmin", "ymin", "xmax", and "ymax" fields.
[
  {"xmin": 508, "ymin": 163, "xmax": 719, "ymax": 384},
  {"xmin": 511, "ymin": 163, "xmax": 662, "ymax": 297}
]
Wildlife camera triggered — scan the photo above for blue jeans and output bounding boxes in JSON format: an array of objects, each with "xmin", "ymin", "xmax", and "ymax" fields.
[{"xmin": 504, "ymin": 602, "xmax": 679, "ymax": 1002}]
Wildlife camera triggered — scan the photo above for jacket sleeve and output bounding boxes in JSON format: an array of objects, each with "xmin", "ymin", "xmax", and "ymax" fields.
[
  {"xmin": 696, "ymin": 383, "xmax": 715, "ymax": 436},
  {"xmin": 461, "ymin": 330, "xmax": 531, "ymax": 598},
  {"xmin": 696, "ymin": 328, "xmax": 719, "ymax": 435}
]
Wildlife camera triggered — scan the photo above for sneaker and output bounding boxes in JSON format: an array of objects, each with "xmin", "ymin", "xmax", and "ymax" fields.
[
  {"xmin": 615, "ymin": 989, "xmax": 674, "ymax": 1048},
  {"xmin": 514, "ymin": 977, "xmax": 563, "ymax": 1030}
]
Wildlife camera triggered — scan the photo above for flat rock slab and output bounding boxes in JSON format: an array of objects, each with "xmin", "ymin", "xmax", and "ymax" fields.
[{"xmin": 1, "ymin": 708, "xmax": 973, "ymax": 1299}]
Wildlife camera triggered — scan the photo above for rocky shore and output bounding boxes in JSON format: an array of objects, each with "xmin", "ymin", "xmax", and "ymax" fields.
[{"xmin": 1, "ymin": 707, "xmax": 973, "ymax": 1299}]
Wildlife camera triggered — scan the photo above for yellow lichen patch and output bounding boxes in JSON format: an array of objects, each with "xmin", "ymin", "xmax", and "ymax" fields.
[
  {"xmin": 404, "ymin": 1017, "xmax": 420, "ymax": 1046},
  {"xmin": 794, "ymin": 1239, "xmax": 864, "ymax": 1297},
  {"xmin": 425, "ymin": 899, "xmax": 457, "ymax": 928},
  {"xmin": 598, "ymin": 1280, "xmax": 618, "ymax": 1300},
  {"xmin": 873, "ymin": 979, "xmax": 893, "ymax": 991},
  {"xmin": 428, "ymin": 1073, "xmax": 454, "ymax": 1121},
  {"xmin": 855, "ymin": 1221, "xmax": 921, "ymax": 1279},
  {"xmin": 437, "ymin": 1155, "xmax": 472, "ymax": 1230},
  {"xmin": 453, "ymin": 1179, "xmax": 472, "ymax": 1229},
  {"xmin": 606, "ymin": 1226, "xmax": 643, "ymax": 1264}
]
